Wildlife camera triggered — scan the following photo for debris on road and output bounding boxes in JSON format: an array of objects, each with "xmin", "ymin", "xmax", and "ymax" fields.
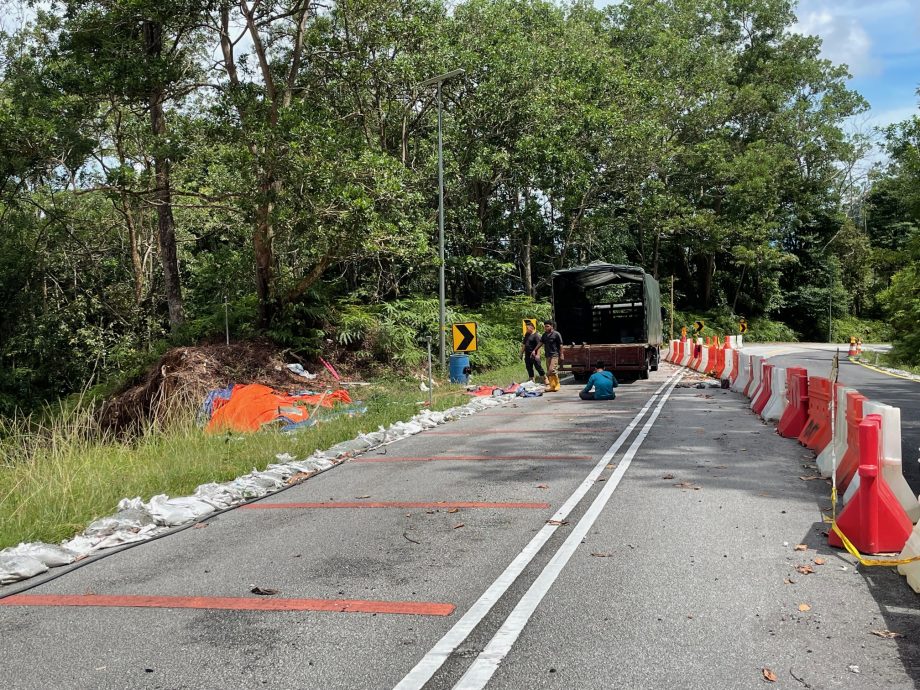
[
  {"xmin": 453, "ymin": 523, "xmax": 465, "ymax": 530},
  {"xmin": 794, "ymin": 544, "xmax": 807, "ymax": 551},
  {"xmin": 762, "ymin": 667, "xmax": 778, "ymax": 682},
  {"xmin": 250, "ymin": 587, "xmax": 279, "ymax": 596},
  {"xmin": 403, "ymin": 532, "xmax": 420, "ymax": 545},
  {"xmin": 798, "ymin": 603, "xmax": 811, "ymax": 612},
  {"xmin": 870, "ymin": 629, "xmax": 902, "ymax": 639},
  {"xmin": 547, "ymin": 519, "xmax": 569, "ymax": 526},
  {"xmin": 795, "ymin": 564, "xmax": 815, "ymax": 575}
]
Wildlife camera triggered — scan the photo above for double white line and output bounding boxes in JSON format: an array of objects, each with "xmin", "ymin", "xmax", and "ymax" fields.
[{"xmin": 395, "ymin": 370, "xmax": 684, "ymax": 690}]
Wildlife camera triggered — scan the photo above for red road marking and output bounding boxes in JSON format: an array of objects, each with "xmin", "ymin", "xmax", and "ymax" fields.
[
  {"xmin": 427, "ymin": 429, "xmax": 603, "ymax": 435},
  {"xmin": 352, "ymin": 455, "xmax": 593, "ymax": 463},
  {"xmin": 242, "ymin": 501, "xmax": 550, "ymax": 510},
  {"xmin": 0, "ymin": 594, "xmax": 455, "ymax": 616}
]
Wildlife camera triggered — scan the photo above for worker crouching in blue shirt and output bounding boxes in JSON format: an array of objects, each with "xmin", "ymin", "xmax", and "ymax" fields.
[{"xmin": 579, "ymin": 361, "xmax": 618, "ymax": 401}]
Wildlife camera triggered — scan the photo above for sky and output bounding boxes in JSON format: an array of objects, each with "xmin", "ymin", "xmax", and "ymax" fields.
[{"xmin": 792, "ymin": 0, "xmax": 920, "ymax": 134}]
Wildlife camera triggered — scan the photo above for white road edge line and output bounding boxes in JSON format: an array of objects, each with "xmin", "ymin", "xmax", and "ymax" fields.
[
  {"xmin": 393, "ymin": 370, "xmax": 682, "ymax": 690},
  {"xmin": 453, "ymin": 371, "xmax": 684, "ymax": 689}
]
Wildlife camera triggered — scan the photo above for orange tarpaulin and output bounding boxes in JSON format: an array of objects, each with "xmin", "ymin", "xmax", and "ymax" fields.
[{"xmin": 206, "ymin": 384, "xmax": 352, "ymax": 433}]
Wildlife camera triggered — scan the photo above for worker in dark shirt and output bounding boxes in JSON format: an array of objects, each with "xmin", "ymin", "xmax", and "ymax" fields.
[
  {"xmin": 519, "ymin": 322, "xmax": 545, "ymax": 383},
  {"xmin": 534, "ymin": 320, "xmax": 564, "ymax": 392},
  {"xmin": 580, "ymin": 361, "xmax": 618, "ymax": 400}
]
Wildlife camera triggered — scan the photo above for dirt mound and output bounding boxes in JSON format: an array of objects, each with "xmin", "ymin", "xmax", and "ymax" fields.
[{"xmin": 99, "ymin": 341, "xmax": 342, "ymax": 433}]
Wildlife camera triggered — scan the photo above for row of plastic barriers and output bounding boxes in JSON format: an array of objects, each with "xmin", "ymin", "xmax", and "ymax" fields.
[{"xmin": 664, "ymin": 338, "xmax": 920, "ymax": 592}]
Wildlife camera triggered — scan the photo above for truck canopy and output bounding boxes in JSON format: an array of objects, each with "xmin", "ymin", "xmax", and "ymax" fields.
[{"xmin": 551, "ymin": 263, "xmax": 662, "ymax": 347}]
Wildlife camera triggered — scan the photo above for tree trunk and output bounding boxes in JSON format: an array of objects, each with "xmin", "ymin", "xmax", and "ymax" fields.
[
  {"xmin": 144, "ymin": 20, "xmax": 184, "ymax": 331},
  {"xmin": 701, "ymin": 254, "xmax": 715, "ymax": 308},
  {"xmin": 519, "ymin": 189, "xmax": 533, "ymax": 297},
  {"xmin": 253, "ymin": 179, "xmax": 276, "ymax": 329},
  {"xmin": 651, "ymin": 229, "xmax": 661, "ymax": 279}
]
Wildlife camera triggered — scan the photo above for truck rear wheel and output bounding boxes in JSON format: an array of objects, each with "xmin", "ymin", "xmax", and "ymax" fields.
[{"xmin": 649, "ymin": 348, "xmax": 659, "ymax": 372}]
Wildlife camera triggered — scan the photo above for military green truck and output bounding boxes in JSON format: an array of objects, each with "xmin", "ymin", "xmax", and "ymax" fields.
[{"xmin": 551, "ymin": 263, "xmax": 663, "ymax": 380}]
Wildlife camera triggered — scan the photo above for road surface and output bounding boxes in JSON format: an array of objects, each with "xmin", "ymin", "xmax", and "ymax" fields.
[{"xmin": 1, "ymin": 360, "xmax": 918, "ymax": 689}]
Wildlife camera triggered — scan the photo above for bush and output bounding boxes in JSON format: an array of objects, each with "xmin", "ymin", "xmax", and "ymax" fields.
[
  {"xmin": 328, "ymin": 296, "xmax": 551, "ymax": 371},
  {"xmin": 831, "ymin": 316, "xmax": 892, "ymax": 344},
  {"xmin": 672, "ymin": 309, "xmax": 798, "ymax": 343}
]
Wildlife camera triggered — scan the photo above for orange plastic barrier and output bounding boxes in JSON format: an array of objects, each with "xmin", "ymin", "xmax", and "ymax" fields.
[
  {"xmin": 706, "ymin": 338, "xmax": 718, "ymax": 375},
  {"xmin": 836, "ymin": 391, "xmax": 867, "ymax": 490},
  {"xmin": 829, "ymin": 414, "xmax": 913, "ymax": 554},
  {"xmin": 798, "ymin": 377, "xmax": 832, "ymax": 451},
  {"xmin": 752, "ymin": 364, "xmax": 774, "ymax": 415},
  {"xmin": 777, "ymin": 368, "xmax": 809, "ymax": 438}
]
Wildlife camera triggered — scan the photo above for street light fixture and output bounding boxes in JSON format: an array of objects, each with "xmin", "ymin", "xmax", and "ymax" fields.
[{"xmin": 419, "ymin": 68, "xmax": 465, "ymax": 371}]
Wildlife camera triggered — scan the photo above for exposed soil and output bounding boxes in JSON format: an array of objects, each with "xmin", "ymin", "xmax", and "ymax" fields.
[{"xmin": 99, "ymin": 340, "xmax": 348, "ymax": 433}]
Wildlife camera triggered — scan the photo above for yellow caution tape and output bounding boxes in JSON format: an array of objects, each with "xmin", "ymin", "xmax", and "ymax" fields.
[{"xmin": 828, "ymin": 521, "xmax": 920, "ymax": 567}]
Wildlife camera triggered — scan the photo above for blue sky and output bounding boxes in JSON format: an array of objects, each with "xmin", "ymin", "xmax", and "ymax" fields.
[{"xmin": 793, "ymin": 0, "xmax": 920, "ymax": 132}]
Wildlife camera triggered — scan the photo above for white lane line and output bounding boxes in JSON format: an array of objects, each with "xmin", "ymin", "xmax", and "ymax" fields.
[
  {"xmin": 394, "ymin": 371, "xmax": 681, "ymax": 690},
  {"xmin": 453, "ymin": 372, "xmax": 683, "ymax": 689}
]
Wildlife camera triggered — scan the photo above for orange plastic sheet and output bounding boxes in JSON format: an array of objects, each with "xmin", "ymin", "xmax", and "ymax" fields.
[{"xmin": 206, "ymin": 384, "xmax": 352, "ymax": 433}]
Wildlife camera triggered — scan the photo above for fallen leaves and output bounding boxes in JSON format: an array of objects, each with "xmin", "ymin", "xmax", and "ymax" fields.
[
  {"xmin": 590, "ymin": 552, "xmax": 614, "ymax": 558},
  {"xmin": 286, "ymin": 471, "xmax": 315, "ymax": 485},
  {"xmin": 795, "ymin": 565, "xmax": 815, "ymax": 575},
  {"xmin": 453, "ymin": 523, "xmax": 465, "ymax": 530},
  {"xmin": 547, "ymin": 519, "xmax": 570, "ymax": 526},
  {"xmin": 536, "ymin": 484, "xmax": 549, "ymax": 489},
  {"xmin": 813, "ymin": 557, "xmax": 826, "ymax": 566},
  {"xmin": 799, "ymin": 476, "xmax": 822, "ymax": 481},
  {"xmin": 251, "ymin": 587, "xmax": 279, "ymax": 596},
  {"xmin": 661, "ymin": 473, "xmax": 675, "ymax": 480},
  {"xmin": 355, "ymin": 495, "xmax": 371, "ymax": 499},
  {"xmin": 784, "ymin": 578, "xmax": 795, "ymax": 585},
  {"xmin": 794, "ymin": 544, "xmax": 807, "ymax": 551},
  {"xmin": 762, "ymin": 667, "xmax": 778, "ymax": 682},
  {"xmin": 870, "ymin": 629, "xmax": 902, "ymax": 639},
  {"xmin": 674, "ymin": 481, "xmax": 701, "ymax": 490},
  {"xmin": 798, "ymin": 603, "xmax": 811, "ymax": 612},
  {"xmin": 447, "ymin": 508, "xmax": 460, "ymax": 514}
]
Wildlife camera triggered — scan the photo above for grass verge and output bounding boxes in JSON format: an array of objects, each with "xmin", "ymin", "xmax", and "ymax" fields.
[{"xmin": 0, "ymin": 363, "xmax": 527, "ymax": 551}]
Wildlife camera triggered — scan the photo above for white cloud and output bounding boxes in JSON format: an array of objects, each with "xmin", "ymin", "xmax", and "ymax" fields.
[{"xmin": 793, "ymin": 9, "xmax": 882, "ymax": 77}]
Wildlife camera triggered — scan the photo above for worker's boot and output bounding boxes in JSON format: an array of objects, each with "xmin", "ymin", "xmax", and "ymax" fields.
[{"xmin": 549, "ymin": 374, "xmax": 560, "ymax": 392}]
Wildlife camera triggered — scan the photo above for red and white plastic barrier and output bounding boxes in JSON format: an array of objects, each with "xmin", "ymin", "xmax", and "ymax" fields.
[
  {"xmin": 817, "ymin": 385, "xmax": 854, "ymax": 477},
  {"xmin": 842, "ymin": 401, "xmax": 920, "ymax": 523},
  {"xmin": 829, "ymin": 414, "xmax": 913, "ymax": 555},
  {"xmin": 762, "ymin": 366, "xmax": 788, "ymax": 422}
]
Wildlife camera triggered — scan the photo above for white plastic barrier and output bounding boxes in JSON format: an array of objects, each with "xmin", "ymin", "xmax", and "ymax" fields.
[
  {"xmin": 817, "ymin": 385, "xmax": 853, "ymax": 477},
  {"xmin": 748, "ymin": 356, "xmax": 765, "ymax": 404},
  {"xmin": 680, "ymin": 340, "xmax": 692, "ymax": 367},
  {"xmin": 898, "ymin": 527, "xmax": 920, "ymax": 593},
  {"xmin": 731, "ymin": 354, "xmax": 751, "ymax": 393},
  {"xmin": 842, "ymin": 402, "xmax": 920, "ymax": 523},
  {"xmin": 722, "ymin": 341, "xmax": 735, "ymax": 380},
  {"xmin": 762, "ymin": 367, "xmax": 788, "ymax": 422},
  {"xmin": 697, "ymin": 339, "xmax": 709, "ymax": 373}
]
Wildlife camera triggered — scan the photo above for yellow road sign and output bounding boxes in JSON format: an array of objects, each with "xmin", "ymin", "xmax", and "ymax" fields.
[
  {"xmin": 693, "ymin": 320, "xmax": 704, "ymax": 335},
  {"xmin": 522, "ymin": 318, "xmax": 537, "ymax": 335},
  {"xmin": 739, "ymin": 320, "xmax": 748, "ymax": 335},
  {"xmin": 452, "ymin": 322, "xmax": 478, "ymax": 352}
]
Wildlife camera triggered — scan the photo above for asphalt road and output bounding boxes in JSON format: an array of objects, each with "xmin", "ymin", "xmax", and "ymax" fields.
[
  {"xmin": 757, "ymin": 346, "xmax": 920, "ymax": 496},
  {"xmin": 1, "ymin": 361, "xmax": 918, "ymax": 689}
]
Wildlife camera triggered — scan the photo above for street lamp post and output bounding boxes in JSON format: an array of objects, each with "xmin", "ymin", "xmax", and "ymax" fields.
[{"xmin": 419, "ymin": 68, "xmax": 464, "ymax": 371}]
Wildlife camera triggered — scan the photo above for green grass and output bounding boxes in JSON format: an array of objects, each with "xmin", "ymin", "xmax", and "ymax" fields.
[
  {"xmin": 0, "ymin": 364, "xmax": 527, "ymax": 551},
  {"xmin": 874, "ymin": 352, "xmax": 920, "ymax": 377}
]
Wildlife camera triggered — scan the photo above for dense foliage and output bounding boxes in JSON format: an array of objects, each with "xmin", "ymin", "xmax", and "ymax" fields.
[{"xmin": 0, "ymin": 0, "xmax": 915, "ymax": 412}]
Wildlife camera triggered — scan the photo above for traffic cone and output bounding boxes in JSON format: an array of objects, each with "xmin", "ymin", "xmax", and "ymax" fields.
[
  {"xmin": 848, "ymin": 337, "xmax": 857, "ymax": 357},
  {"xmin": 829, "ymin": 414, "xmax": 912, "ymax": 554}
]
